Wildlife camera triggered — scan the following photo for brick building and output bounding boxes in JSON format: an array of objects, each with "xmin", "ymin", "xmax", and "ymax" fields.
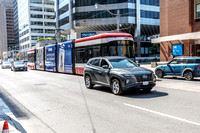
[{"xmin": 152, "ymin": 0, "xmax": 200, "ymax": 61}]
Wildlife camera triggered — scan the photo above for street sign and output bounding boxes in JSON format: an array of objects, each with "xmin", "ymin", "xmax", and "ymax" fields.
[
  {"xmin": 172, "ymin": 44, "xmax": 183, "ymax": 56},
  {"xmin": 81, "ymin": 32, "xmax": 96, "ymax": 38}
]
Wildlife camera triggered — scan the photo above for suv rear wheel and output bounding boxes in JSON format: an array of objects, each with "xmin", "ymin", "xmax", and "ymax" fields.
[
  {"xmin": 184, "ymin": 71, "xmax": 194, "ymax": 81},
  {"xmin": 85, "ymin": 75, "xmax": 94, "ymax": 89},
  {"xmin": 111, "ymin": 79, "xmax": 123, "ymax": 95},
  {"xmin": 156, "ymin": 69, "xmax": 164, "ymax": 78}
]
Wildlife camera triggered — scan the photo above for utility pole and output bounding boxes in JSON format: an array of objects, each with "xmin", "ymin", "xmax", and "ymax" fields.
[
  {"xmin": 136, "ymin": 0, "xmax": 141, "ymax": 57},
  {"xmin": 55, "ymin": 0, "xmax": 61, "ymax": 42},
  {"xmin": 95, "ymin": 3, "xmax": 120, "ymax": 32},
  {"xmin": 117, "ymin": 10, "xmax": 120, "ymax": 32}
]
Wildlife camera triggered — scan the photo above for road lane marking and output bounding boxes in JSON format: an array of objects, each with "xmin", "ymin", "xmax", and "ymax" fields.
[{"xmin": 123, "ymin": 102, "xmax": 200, "ymax": 126}]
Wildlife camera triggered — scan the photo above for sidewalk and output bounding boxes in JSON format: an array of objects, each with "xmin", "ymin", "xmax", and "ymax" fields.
[
  {"xmin": 140, "ymin": 64, "xmax": 155, "ymax": 71},
  {"xmin": 0, "ymin": 98, "xmax": 22, "ymax": 133}
]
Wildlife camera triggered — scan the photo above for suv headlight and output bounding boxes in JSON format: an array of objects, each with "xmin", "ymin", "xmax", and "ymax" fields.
[
  {"xmin": 121, "ymin": 74, "xmax": 137, "ymax": 84},
  {"xmin": 121, "ymin": 74, "xmax": 131, "ymax": 77}
]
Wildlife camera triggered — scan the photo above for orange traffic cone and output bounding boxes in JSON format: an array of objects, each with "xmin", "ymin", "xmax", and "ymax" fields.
[{"xmin": 2, "ymin": 121, "xmax": 9, "ymax": 133}]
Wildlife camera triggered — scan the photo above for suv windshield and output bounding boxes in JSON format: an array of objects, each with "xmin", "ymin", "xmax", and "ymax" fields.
[
  {"xmin": 14, "ymin": 62, "xmax": 24, "ymax": 65},
  {"xmin": 109, "ymin": 58, "xmax": 137, "ymax": 68}
]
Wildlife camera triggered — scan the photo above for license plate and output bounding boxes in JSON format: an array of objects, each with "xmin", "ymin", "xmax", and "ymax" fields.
[{"xmin": 143, "ymin": 81, "xmax": 149, "ymax": 86}]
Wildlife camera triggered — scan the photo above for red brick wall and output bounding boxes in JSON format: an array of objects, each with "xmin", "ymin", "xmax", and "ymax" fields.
[
  {"xmin": 160, "ymin": 40, "xmax": 193, "ymax": 61},
  {"xmin": 191, "ymin": 0, "xmax": 200, "ymax": 32},
  {"xmin": 160, "ymin": 0, "xmax": 192, "ymax": 37},
  {"xmin": 159, "ymin": 0, "xmax": 197, "ymax": 61}
]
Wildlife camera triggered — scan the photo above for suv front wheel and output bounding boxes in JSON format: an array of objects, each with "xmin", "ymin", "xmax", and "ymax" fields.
[
  {"xmin": 111, "ymin": 79, "xmax": 123, "ymax": 95},
  {"xmin": 85, "ymin": 75, "xmax": 94, "ymax": 89}
]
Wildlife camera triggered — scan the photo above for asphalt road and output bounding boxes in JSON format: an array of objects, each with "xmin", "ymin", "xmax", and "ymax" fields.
[{"xmin": 0, "ymin": 67, "xmax": 200, "ymax": 133}]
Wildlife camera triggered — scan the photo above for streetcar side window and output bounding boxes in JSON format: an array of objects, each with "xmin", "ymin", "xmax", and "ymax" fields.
[
  {"xmin": 102, "ymin": 44, "xmax": 108, "ymax": 56},
  {"xmin": 93, "ymin": 46, "xmax": 101, "ymax": 57},
  {"xmin": 76, "ymin": 48, "xmax": 86, "ymax": 63},
  {"xmin": 109, "ymin": 41, "xmax": 118, "ymax": 56}
]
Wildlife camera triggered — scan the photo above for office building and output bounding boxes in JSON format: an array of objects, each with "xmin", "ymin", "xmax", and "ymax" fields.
[
  {"xmin": 0, "ymin": 0, "xmax": 15, "ymax": 57},
  {"xmin": 18, "ymin": 0, "xmax": 55, "ymax": 58},
  {"xmin": 57, "ymin": 0, "xmax": 160, "ymax": 57}
]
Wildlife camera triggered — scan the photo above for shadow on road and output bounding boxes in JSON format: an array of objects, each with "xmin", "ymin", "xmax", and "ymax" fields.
[
  {"xmin": 161, "ymin": 77, "xmax": 200, "ymax": 82},
  {"xmin": 92, "ymin": 86, "xmax": 168, "ymax": 99},
  {"xmin": 0, "ymin": 87, "xmax": 29, "ymax": 119},
  {"xmin": 123, "ymin": 90, "xmax": 168, "ymax": 99}
]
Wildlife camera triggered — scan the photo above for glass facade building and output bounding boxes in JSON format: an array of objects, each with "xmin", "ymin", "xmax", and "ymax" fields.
[
  {"xmin": 57, "ymin": 0, "xmax": 160, "ymax": 56},
  {"xmin": 18, "ymin": 0, "xmax": 55, "ymax": 54}
]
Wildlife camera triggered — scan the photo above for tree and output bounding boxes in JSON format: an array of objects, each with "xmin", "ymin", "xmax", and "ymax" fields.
[{"xmin": 149, "ymin": 43, "xmax": 160, "ymax": 54}]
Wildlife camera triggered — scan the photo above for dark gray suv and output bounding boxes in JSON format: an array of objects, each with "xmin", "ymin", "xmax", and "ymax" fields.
[{"xmin": 84, "ymin": 57, "xmax": 156, "ymax": 95}]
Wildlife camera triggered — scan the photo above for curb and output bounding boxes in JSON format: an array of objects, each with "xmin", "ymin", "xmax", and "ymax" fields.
[{"xmin": 0, "ymin": 99, "xmax": 21, "ymax": 133}]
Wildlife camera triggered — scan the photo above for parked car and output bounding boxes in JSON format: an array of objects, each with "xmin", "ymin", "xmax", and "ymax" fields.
[
  {"xmin": 1, "ymin": 61, "xmax": 11, "ymax": 69},
  {"xmin": 11, "ymin": 61, "xmax": 27, "ymax": 71},
  {"xmin": 155, "ymin": 57, "xmax": 200, "ymax": 81},
  {"xmin": 84, "ymin": 57, "xmax": 156, "ymax": 95}
]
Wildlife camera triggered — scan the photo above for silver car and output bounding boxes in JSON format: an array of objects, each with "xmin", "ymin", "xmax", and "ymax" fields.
[
  {"xmin": 11, "ymin": 61, "xmax": 27, "ymax": 71},
  {"xmin": 1, "ymin": 62, "xmax": 11, "ymax": 69}
]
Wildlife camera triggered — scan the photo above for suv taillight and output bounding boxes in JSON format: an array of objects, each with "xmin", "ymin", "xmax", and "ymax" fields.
[{"xmin": 196, "ymin": 65, "xmax": 200, "ymax": 70}]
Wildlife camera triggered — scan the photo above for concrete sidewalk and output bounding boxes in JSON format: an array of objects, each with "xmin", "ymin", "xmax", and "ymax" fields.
[
  {"xmin": 0, "ymin": 98, "xmax": 22, "ymax": 133},
  {"xmin": 140, "ymin": 64, "xmax": 155, "ymax": 71}
]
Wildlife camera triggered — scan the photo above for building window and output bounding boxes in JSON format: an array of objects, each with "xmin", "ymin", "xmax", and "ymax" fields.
[
  {"xmin": 30, "ymin": 0, "xmax": 42, "ymax": 4},
  {"xmin": 196, "ymin": 4, "xmax": 200, "ymax": 19},
  {"xmin": 45, "ymin": 29, "xmax": 55, "ymax": 34},
  {"xmin": 31, "ymin": 28, "xmax": 43, "ymax": 33}
]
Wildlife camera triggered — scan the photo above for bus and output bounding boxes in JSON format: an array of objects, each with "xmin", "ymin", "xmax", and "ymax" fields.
[
  {"xmin": 45, "ymin": 44, "xmax": 57, "ymax": 72},
  {"xmin": 57, "ymin": 41, "xmax": 75, "ymax": 74},
  {"xmin": 27, "ymin": 33, "xmax": 134, "ymax": 75},
  {"xmin": 27, "ymin": 49, "xmax": 36, "ymax": 69},
  {"xmin": 36, "ymin": 47, "xmax": 45, "ymax": 70}
]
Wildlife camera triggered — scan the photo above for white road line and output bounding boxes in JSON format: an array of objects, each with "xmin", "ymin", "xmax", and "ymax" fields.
[{"xmin": 123, "ymin": 103, "xmax": 200, "ymax": 126}]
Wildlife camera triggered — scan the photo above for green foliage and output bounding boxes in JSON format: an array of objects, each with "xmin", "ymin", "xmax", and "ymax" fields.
[
  {"xmin": 36, "ymin": 37, "xmax": 56, "ymax": 42},
  {"xmin": 149, "ymin": 43, "xmax": 160, "ymax": 54}
]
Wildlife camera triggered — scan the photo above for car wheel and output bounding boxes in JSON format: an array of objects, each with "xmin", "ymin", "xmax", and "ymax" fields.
[
  {"xmin": 184, "ymin": 71, "xmax": 194, "ymax": 81},
  {"xmin": 85, "ymin": 75, "xmax": 94, "ymax": 89},
  {"xmin": 143, "ymin": 87, "xmax": 153, "ymax": 93},
  {"xmin": 111, "ymin": 79, "xmax": 123, "ymax": 95},
  {"xmin": 156, "ymin": 69, "xmax": 164, "ymax": 78}
]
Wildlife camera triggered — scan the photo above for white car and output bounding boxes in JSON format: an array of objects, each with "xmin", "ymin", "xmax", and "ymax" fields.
[{"xmin": 1, "ymin": 62, "xmax": 11, "ymax": 69}]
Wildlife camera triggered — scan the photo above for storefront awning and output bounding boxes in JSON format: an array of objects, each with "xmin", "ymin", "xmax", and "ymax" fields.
[{"xmin": 151, "ymin": 31, "xmax": 200, "ymax": 43}]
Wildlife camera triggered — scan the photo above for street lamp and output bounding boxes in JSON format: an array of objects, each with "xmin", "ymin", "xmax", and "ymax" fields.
[{"xmin": 95, "ymin": 3, "xmax": 120, "ymax": 32}]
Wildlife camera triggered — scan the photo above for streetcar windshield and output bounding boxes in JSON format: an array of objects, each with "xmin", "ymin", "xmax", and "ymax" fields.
[{"xmin": 108, "ymin": 40, "xmax": 134, "ymax": 58}]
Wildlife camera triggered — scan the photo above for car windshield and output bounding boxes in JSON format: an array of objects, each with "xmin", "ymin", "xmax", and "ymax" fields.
[
  {"xmin": 3, "ymin": 62, "xmax": 10, "ymax": 64},
  {"xmin": 14, "ymin": 62, "xmax": 24, "ymax": 65},
  {"xmin": 109, "ymin": 58, "xmax": 137, "ymax": 68}
]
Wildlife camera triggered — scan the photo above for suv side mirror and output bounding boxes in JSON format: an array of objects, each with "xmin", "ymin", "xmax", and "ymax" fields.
[{"xmin": 102, "ymin": 65, "xmax": 109, "ymax": 69}]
